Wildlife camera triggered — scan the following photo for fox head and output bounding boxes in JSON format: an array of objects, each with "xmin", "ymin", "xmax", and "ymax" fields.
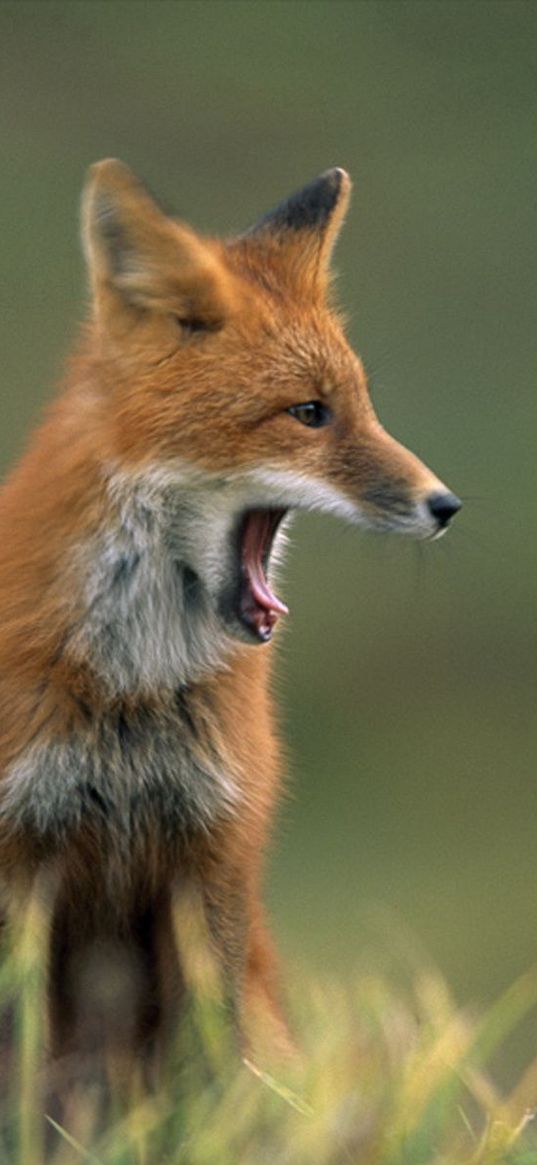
[{"xmin": 81, "ymin": 160, "xmax": 460, "ymax": 658}]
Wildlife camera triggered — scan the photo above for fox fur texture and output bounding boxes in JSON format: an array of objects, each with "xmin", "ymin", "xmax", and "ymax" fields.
[{"xmin": 0, "ymin": 161, "xmax": 460, "ymax": 1081}]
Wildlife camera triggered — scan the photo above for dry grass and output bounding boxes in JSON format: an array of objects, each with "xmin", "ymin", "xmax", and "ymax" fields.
[{"xmin": 1, "ymin": 895, "xmax": 536, "ymax": 1165}]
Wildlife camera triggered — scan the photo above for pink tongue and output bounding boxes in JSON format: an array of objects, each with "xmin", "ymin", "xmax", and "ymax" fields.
[
  {"xmin": 242, "ymin": 511, "xmax": 289, "ymax": 636},
  {"xmin": 249, "ymin": 570, "xmax": 289, "ymax": 618}
]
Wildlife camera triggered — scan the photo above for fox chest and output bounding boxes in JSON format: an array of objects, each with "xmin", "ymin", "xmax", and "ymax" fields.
[{"xmin": 2, "ymin": 700, "xmax": 237, "ymax": 852}]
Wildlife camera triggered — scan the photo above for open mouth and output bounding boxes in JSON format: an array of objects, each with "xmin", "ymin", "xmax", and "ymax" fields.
[{"xmin": 237, "ymin": 508, "xmax": 289, "ymax": 642}]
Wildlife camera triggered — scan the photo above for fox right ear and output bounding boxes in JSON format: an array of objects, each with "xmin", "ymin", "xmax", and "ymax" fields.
[
  {"xmin": 82, "ymin": 159, "xmax": 231, "ymax": 328},
  {"xmin": 244, "ymin": 168, "xmax": 352, "ymax": 298}
]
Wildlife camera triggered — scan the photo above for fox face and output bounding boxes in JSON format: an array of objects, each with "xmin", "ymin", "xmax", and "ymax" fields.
[{"xmin": 80, "ymin": 161, "xmax": 460, "ymax": 665}]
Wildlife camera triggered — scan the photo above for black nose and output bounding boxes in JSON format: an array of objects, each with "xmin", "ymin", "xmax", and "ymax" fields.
[{"xmin": 427, "ymin": 490, "xmax": 462, "ymax": 528}]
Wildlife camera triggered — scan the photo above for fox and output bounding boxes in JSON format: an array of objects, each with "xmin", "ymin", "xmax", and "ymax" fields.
[{"xmin": 0, "ymin": 160, "xmax": 460, "ymax": 1080}]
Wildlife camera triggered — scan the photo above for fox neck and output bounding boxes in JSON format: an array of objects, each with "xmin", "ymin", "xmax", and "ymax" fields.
[
  {"xmin": 71, "ymin": 465, "xmax": 282, "ymax": 698},
  {"xmin": 0, "ymin": 456, "xmax": 279, "ymax": 842}
]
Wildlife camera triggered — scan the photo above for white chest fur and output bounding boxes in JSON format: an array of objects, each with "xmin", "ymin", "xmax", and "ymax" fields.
[
  {"xmin": 3, "ymin": 694, "xmax": 238, "ymax": 848},
  {"xmin": 71, "ymin": 470, "xmax": 238, "ymax": 696}
]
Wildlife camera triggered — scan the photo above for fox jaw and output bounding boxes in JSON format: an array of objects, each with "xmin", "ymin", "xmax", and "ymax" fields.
[{"xmin": 80, "ymin": 161, "xmax": 461, "ymax": 682}]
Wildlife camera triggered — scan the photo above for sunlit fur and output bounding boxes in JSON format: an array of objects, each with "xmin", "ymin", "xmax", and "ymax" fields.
[{"xmin": 0, "ymin": 160, "xmax": 456, "ymax": 1081}]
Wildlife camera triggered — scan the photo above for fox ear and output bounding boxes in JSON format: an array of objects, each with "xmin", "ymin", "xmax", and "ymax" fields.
[
  {"xmin": 82, "ymin": 159, "xmax": 230, "ymax": 328},
  {"xmin": 245, "ymin": 168, "xmax": 351, "ymax": 293}
]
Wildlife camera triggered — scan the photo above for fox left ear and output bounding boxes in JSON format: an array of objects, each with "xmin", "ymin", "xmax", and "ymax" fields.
[
  {"xmin": 244, "ymin": 168, "xmax": 351, "ymax": 294},
  {"xmin": 82, "ymin": 159, "xmax": 232, "ymax": 330}
]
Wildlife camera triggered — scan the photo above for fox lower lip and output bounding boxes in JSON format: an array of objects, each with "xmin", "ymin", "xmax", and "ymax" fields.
[{"xmin": 236, "ymin": 508, "xmax": 288, "ymax": 642}]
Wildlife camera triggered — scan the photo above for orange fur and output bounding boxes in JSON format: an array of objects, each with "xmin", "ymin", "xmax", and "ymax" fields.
[{"xmin": 0, "ymin": 161, "xmax": 459, "ymax": 1083}]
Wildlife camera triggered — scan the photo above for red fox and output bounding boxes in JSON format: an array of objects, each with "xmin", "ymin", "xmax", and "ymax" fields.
[{"xmin": 0, "ymin": 161, "xmax": 460, "ymax": 1074}]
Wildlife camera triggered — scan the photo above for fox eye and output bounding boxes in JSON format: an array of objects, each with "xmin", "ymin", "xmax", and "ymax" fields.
[
  {"xmin": 176, "ymin": 317, "xmax": 209, "ymax": 336},
  {"xmin": 287, "ymin": 401, "xmax": 332, "ymax": 428}
]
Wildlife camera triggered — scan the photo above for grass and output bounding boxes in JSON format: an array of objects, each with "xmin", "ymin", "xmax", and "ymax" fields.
[{"xmin": 1, "ymin": 895, "xmax": 536, "ymax": 1165}]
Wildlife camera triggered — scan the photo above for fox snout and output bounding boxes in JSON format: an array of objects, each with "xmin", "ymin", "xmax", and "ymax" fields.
[
  {"xmin": 330, "ymin": 418, "xmax": 461, "ymax": 543},
  {"xmin": 357, "ymin": 476, "xmax": 462, "ymax": 539}
]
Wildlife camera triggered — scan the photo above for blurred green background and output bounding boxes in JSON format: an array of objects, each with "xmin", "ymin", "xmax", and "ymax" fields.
[{"xmin": 1, "ymin": 0, "xmax": 536, "ymax": 1049}]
